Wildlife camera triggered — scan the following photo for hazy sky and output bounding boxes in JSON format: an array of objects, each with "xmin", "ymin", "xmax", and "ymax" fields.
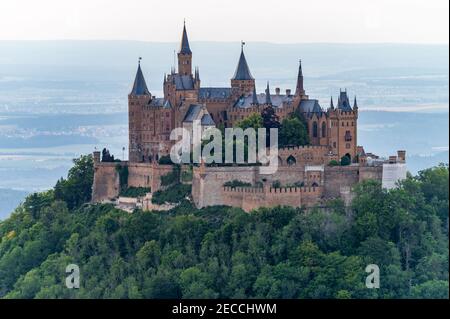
[{"xmin": 0, "ymin": 0, "xmax": 448, "ymax": 43}]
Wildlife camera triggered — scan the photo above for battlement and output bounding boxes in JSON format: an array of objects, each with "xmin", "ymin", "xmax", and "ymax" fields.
[
  {"xmin": 278, "ymin": 145, "xmax": 329, "ymax": 152},
  {"xmin": 217, "ymin": 184, "xmax": 323, "ymax": 212},
  {"xmin": 223, "ymin": 185, "xmax": 321, "ymax": 194}
]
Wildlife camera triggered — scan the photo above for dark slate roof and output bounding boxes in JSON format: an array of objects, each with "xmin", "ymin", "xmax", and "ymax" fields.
[
  {"xmin": 201, "ymin": 113, "xmax": 215, "ymax": 126},
  {"xmin": 130, "ymin": 64, "xmax": 150, "ymax": 95},
  {"xmin": 231, "ymin": 49, "xmax": 254, "ymax": 80},
  {"xmin": 183, "ymin": 104, "xmax": 215, "ymax": 125},
  {"xmin": 338, "ymin": 90, "xmax": 352, "ymax": 111},
  {"xmin": 148, "ymin": 98, "xmax": 172, "ymax": 108},
  {"xmin": 172, "ymin": 74, "xmax": 195, "ymax": 90},
  {"xmin": 179, "ymin": 24, "xmax": 192, "ymax": 55},
  {"xmin": 298, "ymin": 99, "xmax": 323, "ymax": 113},
  {"xmin": 234, "ymin": 93, "xmax": 294, "ymax": 108},
  {"xmin": 183, "ymin": 104, "xmax": 202, "ymax": 122},
  {"xmin": 198, "ymin": 87, "xmax": 232, "ymax": 100}
]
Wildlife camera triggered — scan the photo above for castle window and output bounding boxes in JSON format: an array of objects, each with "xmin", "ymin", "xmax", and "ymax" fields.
[
  {"xmin": 342, "ymin": 122, "xmax": 344, "ymax": 127},
  {"xmin": 312, "ymin": 121, "xmax": 318, "ymax": 138},
  {"xmin": 346, "ymin": 143, "xmax": 351, "ymax": 149},
  {"xmin": 345, "ymin": 130, "xmax": 352, "ymax": 141},
  {"xmin": 333, "ymin": 142, "xmax": 336, "ymax": 148},
  {"xmin": 322, "ymin": 122, "xmax": 327, "ymax": 138},
  {"xmin": 287, "ymin": 155, "xmax": 296, "ymax": 166}
]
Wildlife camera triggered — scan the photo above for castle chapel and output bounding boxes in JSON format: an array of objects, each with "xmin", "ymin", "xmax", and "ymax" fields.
[{"xmin": 128, "ymin": 23, "xmax": 359, "ymax": 163}]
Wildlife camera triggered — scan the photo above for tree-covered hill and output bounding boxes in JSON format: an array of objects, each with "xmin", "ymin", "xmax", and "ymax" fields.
[{"xmin": 0, "ymin": 156, "xmax": 448, "ymax": 298}]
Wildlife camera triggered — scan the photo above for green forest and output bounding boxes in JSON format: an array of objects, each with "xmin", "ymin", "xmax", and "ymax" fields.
[{"xmin": 0, "ymin": 155, "xmax": 448, "ymax": 298}]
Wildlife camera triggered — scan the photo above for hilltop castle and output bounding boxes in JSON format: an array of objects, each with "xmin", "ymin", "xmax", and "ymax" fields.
[{"xmin": 92, "ymin": 23, "xmax": 407, "ymax": 212}]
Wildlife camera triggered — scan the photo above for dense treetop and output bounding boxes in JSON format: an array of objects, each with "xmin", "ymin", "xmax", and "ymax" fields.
[{"xmin": 0, "ymin": 156, "xmax": 448, "ymax": 299}]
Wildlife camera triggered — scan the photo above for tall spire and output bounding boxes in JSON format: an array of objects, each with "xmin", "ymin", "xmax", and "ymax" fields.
[
  {"xmin": 130, "ymin": 58, "xmax": 150, "ymax": 96},
  {"xmin": 353, "ymin": 96, "xmax": 358, "ymax": 109},
  {"xmin": 265, "ymin": 82, "xmax": 272, "ymax": 105},
  {"xmin": 330, "ymin": 96, "xmax": 334, "ymax": 109},
  {"xmin": 179, "ymin": 20, "xmax": 192, "ymax": 54},
  {"xmin": 252, "ymin": 85, "xmax": 259, "ymax": 105},
  {"xmin": 295, "ymin": 59, "xmax": 305, "ymax": 96},
  {"xmin": 231, "ymin": 41, "xmax": 254, "ymax": 80}
]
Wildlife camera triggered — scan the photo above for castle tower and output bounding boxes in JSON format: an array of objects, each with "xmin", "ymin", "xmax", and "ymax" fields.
[
  {"xmin": 128, "ymin": 59, "xmax": 152, "ymax": 163},
  {"xmin": 178, "ymin": 22, "xmax": 192, "ymax": 76},
  {"xmin": 231, "ymin": 42, "xmax": 255, "ymax": 96},
  {"xmin": 295, "ymin": 59, "xmax": 306, "ymax": 98},
  {"xmin": 327, "ymin": 89, "xmax": 358, "ymax": 161}
]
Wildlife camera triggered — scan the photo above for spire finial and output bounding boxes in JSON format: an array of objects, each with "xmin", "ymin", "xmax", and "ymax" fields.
[
  {"xmin": 138, "ymin": 56, "xmax": 142, "ymax": 65},
  {"xmin": 241, "ymin": 40, "xmax": 245, "ymax": 51}
]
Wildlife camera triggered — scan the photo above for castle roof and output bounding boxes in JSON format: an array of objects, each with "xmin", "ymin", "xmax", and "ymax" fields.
[
  {"xmin": 234, "ymin": 92, "xmax": 293, "ymax": 108},
  {"xmin": 183, "ymin": 104, "xmax": 202, "ymax": 122},
  {"xmin": 201, "ymin": 113, "xmax": 215, "ymax": 126},
  {"xmin": 148, "ymin": 98, "xmax": 172, "ymax": 108},
  {"xmin": 298, "ymin": 99, "xmax": 323, "ymax": 114},
  {"xmin": 231, "ymin": 47, "xmax": 254, "ymax": 80},
  {"xmin": 179, "ymin": 23, "xmax": 192, "ymax": 55},
  {"xmin": 130, "ymin": 63, "xmax": 150, "ymax": 96},
  {"xmin": 183, "ymin": 104, "xmax": 216, "ymax": 126},
  {"xmin": 172, "ymin": 74, "xmax": 195, "ymax": 90},
  {"xmin": 199, "ymin": 87, "xmax": 232, "ymax": 100},
  {"xmin": 338, "ymin": 90, "xmax": 353, "ymax": 111}
]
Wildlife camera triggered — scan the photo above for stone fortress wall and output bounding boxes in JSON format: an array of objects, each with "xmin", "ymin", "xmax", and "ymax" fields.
[
  {"xmin": 92, "ymin": 148, "xmax": 403, "ymax": 212},
  {"xmin": 190, "ymin": 161, "xmax": 384, "ymax": 212},
  {"xmin": 92, "ymin": 156, "xmax": 174, "ymax": 202}
]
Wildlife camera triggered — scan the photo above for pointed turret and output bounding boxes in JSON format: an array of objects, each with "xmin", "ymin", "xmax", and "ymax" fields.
[
  {"xmin": 194, "ymin": 66, "xmax": 200, "ymax": 81},
  {"xmin": 177, "ymin": 21, "xmax": 192, "ymax": 75},
  {"xmin": 251, "ymin": 85, "xmax": 259, "ymax": 105},
  {"xmin": 338, "ymin": 89, "xmax": 352, "ymax": 111},
  {"xmin": 130, "ymin": 58, "xmax": 150, "ymax": 96},
  {"xmin": 232, "ymin": 42, "xmax": 254, "ymax": 80},
  {"xmin": 231, "ymin": 41, "xmax": 255, "ymax": 96},
  {"xmin": 179, "ymin": 21, "xmax": 192, "ymax": 55},
  {"xmin": 330, "ymin": 96, "xmax": 334, "ymax": 109},
  {"xmin": 265, "ymin": 82, "xmax": 272, "ymax": 105},
  {"xmin": 295, "ymin": 59, "xmax": 305, "ymax": 96},
  {"xmin": 353, "ymin": 96, "xmax": 358, "ymax": 109}
]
